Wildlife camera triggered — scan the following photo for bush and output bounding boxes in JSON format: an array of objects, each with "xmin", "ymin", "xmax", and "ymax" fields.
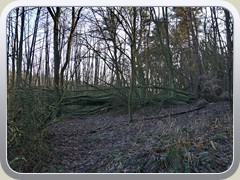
[
  {"xmin": 198, "ymin": 73, "xmax": 223, "ymax": 102},
  {"xmin": 7, "ymin": 87, "xmax": 57, "ymax": 172}
]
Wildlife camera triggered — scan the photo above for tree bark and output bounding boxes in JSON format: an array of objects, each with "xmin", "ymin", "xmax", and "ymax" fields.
[
  {"xmin": 26, "ymin": 8, "xmax": 41, "ymax": 86},
  {"xmin": 11, "ymin": 8, "xmax": 19, "ymax": 87},
  {"xmin": 224, "ymin": 9, "xmax": 233, "ymax": 110},
  {"xmin": 60, "ymin": 7, "xmax": 82, "ymax": 90},
  {"xmin": 16, "ymin": 7, "xmax": 25, "ymax": 87},
  {"xmin": 128, "ymin": 7, "xmax": 137, "ymax": 123},
  {"xmin": 187, "ymin": 7, "xmax": 203, "ymax": 97},
  {"xmin": 47, "ymin": 7, "xmax": 61, "ymax": 116}
]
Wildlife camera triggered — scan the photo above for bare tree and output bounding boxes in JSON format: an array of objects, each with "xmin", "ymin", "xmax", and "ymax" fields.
[
  {"xmin": 10, "ymin": 8, "xmax": 19, "ymax": 87},
  {"xmin": 224, "ymin": 9, "xmax": 233, "ymax": 109},
  {"xmin": 25, "ymin": 7, "xmax": 41, "ymax": 86},
  {"xmin": 16, "ymin": 7, "xmax": 25, "ymax": 87},
  {"xmin": 60, "ymin": 7, "xmax": 83, "ymax": 90}
]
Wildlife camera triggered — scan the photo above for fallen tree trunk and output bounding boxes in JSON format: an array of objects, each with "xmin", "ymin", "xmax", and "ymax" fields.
[{"xmin": 142, "ymin": 106, "xmax": 206, "ymax": 121}]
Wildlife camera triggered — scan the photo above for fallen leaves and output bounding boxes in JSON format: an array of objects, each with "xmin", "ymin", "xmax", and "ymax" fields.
[{"xmin": 43, "ymin": 101, "xmax": 232, "ymax": 173}]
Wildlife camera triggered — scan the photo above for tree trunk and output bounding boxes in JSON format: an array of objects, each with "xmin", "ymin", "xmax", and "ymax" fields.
[
  {"xmin": 47, "ymin": 7, "xmax": 61, "ymax": 115},
  {"xmin": 25, "ymin": 8, "xmax": 41, "ymax": 86},
  {"xmin": 224, "ymin": 9, "xmax": 233, "ymax": 110},
  {"xmin": 187, "ymin": 7, "xmax": 203, "ymax": 97},
  {"xmin": 16, "ymin": 7, "xmax": 25, "ymax": 87},
  {"xmin": 11, "ymin": 8, "xmax": 19, "ymax": 87},
  {"xmin": 128, "ymin": 7, "xmax": 137, "ymax": 123},
  {"xmin": 163, "ymin": 7, "xmax": 175, "ymax": 97},
  {"xmin": 45, "ymin": 12, "xmax": 50, "ymax": 86},
  {"xmin": 60, "ymin": 7, "xmax": 82, "ymax": 90}
]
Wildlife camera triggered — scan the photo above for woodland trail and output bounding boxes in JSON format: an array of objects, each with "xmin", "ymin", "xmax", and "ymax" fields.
[{"xmin": 43, "ymin": 101, "xmax": 233, "ymax": 173}]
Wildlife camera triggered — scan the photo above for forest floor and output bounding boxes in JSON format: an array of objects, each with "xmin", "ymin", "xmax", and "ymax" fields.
[{"xmin": 43, "ymin": 100, "xmax": 233, "ymax": 173}]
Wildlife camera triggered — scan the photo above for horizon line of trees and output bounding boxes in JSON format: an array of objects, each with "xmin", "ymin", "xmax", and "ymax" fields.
[{"xmin": 7, "ymin": 6, "xmax": 233, "ymax": 121}]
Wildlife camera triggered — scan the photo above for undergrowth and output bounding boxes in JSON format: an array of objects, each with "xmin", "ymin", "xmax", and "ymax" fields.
[
  {"xmin": 7, "ymin": 86, "xmax": 59, "ymax": 172},
  {"xmin": 104, "ymin": 112, "xmax": 232, "ymax": 173}
]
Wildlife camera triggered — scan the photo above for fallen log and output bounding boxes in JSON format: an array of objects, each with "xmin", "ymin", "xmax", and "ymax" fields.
[{"xmin": 142, "ymin": 106, "xmax": 206, "ymax": 121}]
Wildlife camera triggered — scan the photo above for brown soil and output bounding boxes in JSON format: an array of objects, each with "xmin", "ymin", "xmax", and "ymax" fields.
[{"xmin": 43, "ymin": 101, "xmax": 233, "ymax": 173}]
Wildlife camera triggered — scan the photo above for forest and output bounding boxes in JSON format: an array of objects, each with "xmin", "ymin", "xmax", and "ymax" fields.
[{"xmin": 7, "ymin": 6, "xmax": 233, "ymax": 173}]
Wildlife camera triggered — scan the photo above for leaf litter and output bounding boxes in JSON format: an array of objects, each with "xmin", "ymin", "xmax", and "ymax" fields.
[{"xmin": 43, "ymin": 101, "xmax": 233, "ymax": 173}]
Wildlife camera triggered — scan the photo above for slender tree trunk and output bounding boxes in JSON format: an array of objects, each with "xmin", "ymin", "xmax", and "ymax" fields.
[
  {"xmin": 48, "ymin": 7, "xmax": 61, "ymax": 92},
  {"xmin": 213, "ymin": 8, "xmax": 227, "ymax": 88},
  {"xmin": 187, "ymin": 7, "xmax": 203, "ymax": 97},
  {"xmin": 16, "ymin": 7, "xmax": 25, "ymax": 87},
  {"xmin": 7, "ymin": 15, "xmax": 11, "ymax": 85},
  {"xmin": 163, "ymin": 7, "xmax": 174, "ymax": 97},
  {"xmin": 94, "ymin": 47, "xmax": 99, "ymax": 86},
  {"xmin": 11, "ymin": 8, "xmax": 18, "ymax": 87},
  {"xmin": 224, "ymin": 9, "xmax": 233, "ymax": 110},
  {"xmin": 45, "ymin": 12, "xmax": 50, "ymax": 86},
  {"xmin": 128, "ymin": 7, "xmax": 137, "ymax": 123},
  {"xmin": 47, "ymin": 7, "xmax": 61, "ymax": 116},
  {"xmin": 60, "ymin": 7, "xmax": 82, "ymax": 90},
  {"xmin": 35, "ymin": 37, "xmax": 44, "ymax": 86},
  {"xmin": 25, "ymin": 8, "xmax": 41, "ymax": 86},
  {"xmin": 29, "ymin": 8, "xmax": 41, "ymax": 86}
]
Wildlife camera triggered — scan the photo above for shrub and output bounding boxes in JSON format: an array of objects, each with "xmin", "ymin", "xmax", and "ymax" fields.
[{"xmin": 7, "ymin": 87, "xmax": 57, "ymax": 172}]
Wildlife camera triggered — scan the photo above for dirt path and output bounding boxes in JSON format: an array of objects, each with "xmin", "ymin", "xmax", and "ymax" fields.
[{"xmin": 43, "ymin": 101, "xmax": 233, "ymax": 173}]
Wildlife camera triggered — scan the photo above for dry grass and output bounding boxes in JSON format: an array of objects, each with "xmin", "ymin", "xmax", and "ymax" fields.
[{"xmin": 44, "ymin": 101, "xmax": 233, "ymax": 173}]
